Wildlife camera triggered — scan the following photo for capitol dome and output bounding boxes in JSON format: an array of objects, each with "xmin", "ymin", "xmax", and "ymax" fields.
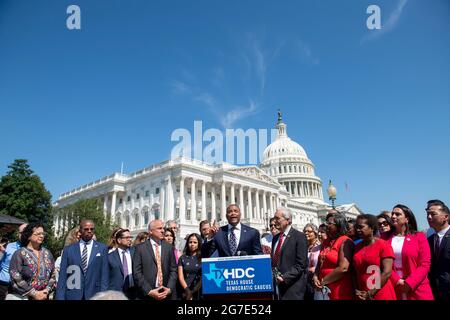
[
  {"xmin": 262, "ymin": 111, "xmax": 309, "ymax": 164},
  {"xmin": 262, "ymin": 124, "xmax": 308, "ymax": 162},
  {"xmin": 260, "ymin": 111, "xmax": 324, "ymax": 204}
]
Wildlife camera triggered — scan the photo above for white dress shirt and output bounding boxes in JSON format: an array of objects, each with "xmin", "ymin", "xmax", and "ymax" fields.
[
  {"xmin": 436, "ymin": 225, "xmax": 450, "ymax": 245},
  {"xmin": 228, "ymin": 223, "xmax": 242, "ymax": 249},
  {"xmin": 149, "ymin": 238, "xmax": 162, "ymax": 287},
  {"xmin": 79, "ymin": 239, "xmax": 94, "ymax": 267},
  {"xmin": 117, "ymin": 247, "xmax": 133, "ymax": 286},
  {"xmin": 273, "ymin": 225, "xmax": 292, "ymax": 250}
]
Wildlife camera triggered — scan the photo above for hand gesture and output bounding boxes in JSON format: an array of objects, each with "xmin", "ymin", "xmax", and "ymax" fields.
[
  {"xmin": 208, "ymin": 220, "xmax": 220, "ymax": 239},
  {"xmin": 312, "ymin": 274, "xmax": 322, "ymax": 289}
]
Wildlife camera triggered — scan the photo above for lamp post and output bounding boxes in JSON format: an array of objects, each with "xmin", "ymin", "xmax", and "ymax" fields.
[{"xmin": 327, "ymin": 180, "xmax": 337, "ymax": 209}]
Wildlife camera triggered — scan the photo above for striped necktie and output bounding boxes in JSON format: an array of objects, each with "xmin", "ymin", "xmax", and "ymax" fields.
[
  {"xmin": 229, "ymin": 227, "xmax": 238, "ymax": 256},
  {"xmin": 81, "ymin": 243, "xmax": 88, "ymax": 273}
]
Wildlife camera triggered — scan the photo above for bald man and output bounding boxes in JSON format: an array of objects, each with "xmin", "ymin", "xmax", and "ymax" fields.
[{"xmin": 132, "ymin": 220, "xmax": 177, "ymax": 300}]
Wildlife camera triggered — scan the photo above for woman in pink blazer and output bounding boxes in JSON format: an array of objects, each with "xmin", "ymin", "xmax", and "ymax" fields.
[{"xmin": 388, "ymin": 204, "xmax": 434, "ymax": 300}]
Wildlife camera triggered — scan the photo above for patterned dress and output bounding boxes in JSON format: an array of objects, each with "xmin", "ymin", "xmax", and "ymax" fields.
[{"xmin": 9, "ymin": 247, "xmax": 56, "ymax": 298}]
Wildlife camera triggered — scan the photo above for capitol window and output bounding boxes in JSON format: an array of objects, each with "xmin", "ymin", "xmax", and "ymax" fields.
[
  {"xmin": 145, "ymin": 190, "xmax": 149, "ymax": 197},
  {"xmin": 155, "ymin": 187, "xmax": 160, "ymax": 194},
  {"xmin": 136, "ymin": 193, "xmax": 140, "ymax": 200},
  {"xmin": 127, "ymin": 196, "xmax": 131, "ymax": 202}
]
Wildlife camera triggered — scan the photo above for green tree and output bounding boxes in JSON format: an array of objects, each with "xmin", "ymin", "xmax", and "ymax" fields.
[
  {"xmin": 0, "ymin": 159, "xmax": 53, "ymax": 232},
  {"xmin": 52, "ymin": 198, "xmax": 116, "ymax": 255}
]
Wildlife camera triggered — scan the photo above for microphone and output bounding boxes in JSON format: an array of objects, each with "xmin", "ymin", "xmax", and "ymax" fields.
[{"xmin": 236, "ymin": 251, "xmax": 247, "ymax": 256}]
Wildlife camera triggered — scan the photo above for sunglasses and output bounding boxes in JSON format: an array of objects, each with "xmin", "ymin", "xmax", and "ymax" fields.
[
  {"xmin": 269, "ymin": 224, "xmax": 276, "ymax": 228},
  {"xmin": 378, "ymin": 221, "xmax": 389, "ymax": 227}
]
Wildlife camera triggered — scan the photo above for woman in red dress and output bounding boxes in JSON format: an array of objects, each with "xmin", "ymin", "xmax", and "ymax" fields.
[
  {"xmin": 313, "ymin": 212, "xmax": 355, "ymax": 300},
  {"xmin": 352, "ymin": 214, "xmax": 397, "ymax": 300}
]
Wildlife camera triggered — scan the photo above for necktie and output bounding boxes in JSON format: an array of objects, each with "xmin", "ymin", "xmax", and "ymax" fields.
[
  {"xmin": 229, "ymin": 227, "xmax": 238, "ymax": 255},
  {"xmin": 81, "ymin": 243, "xmax": 88, "ymax": 273},
  {"xmin": 122, "ymin": 250, "xmax": 129, "ymax": 288},
  {"xmin": 154, "ymin": 242, "xmax": 163, "ymax": 287},
  {"xmin": 434, "ymin": 234, "xmax": 441, "ymax": 259},
  {"xmin": 272, "ymin": 232, "xmax": 285, "ymax": 267}
]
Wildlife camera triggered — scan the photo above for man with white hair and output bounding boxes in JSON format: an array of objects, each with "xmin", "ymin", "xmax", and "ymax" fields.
[
  {"xmin": 133, "ymin": 219, "xmax": 177, "ymax": 300},
  {"xmin": 272, "ymin": 207, "xmax": 308, "ymax": 300}
]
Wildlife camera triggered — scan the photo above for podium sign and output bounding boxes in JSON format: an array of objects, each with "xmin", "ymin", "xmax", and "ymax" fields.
[{"xmin": 202, "ymin": 254, "xmax": 273, "ymax": 295}]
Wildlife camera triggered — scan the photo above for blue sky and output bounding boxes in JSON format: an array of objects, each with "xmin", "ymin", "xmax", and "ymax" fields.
[{"xmin": 0, "ymin": 0, "xmax": 449, "ymax": 230}]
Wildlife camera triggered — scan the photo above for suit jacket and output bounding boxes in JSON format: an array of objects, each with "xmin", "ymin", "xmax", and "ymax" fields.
[
  {"xmin": 387, "ymin": 232, "xmax": 434, "ymax": 300},
  {"xmin": 108, "ymin": 247, "xmax": 135, "ymax": 293},
  {"xmin": 428, "ymin": 228, "xmax": 450, "ymax": 300},
  {"xmin": 271, "ymin": 227, "xmax": 308, "ymax": 300},
  {"xmin": 202, "ymin": 223, "xmax": 263, "ymax": 258},
  {"xmin": 55, "ymin": 240, "xmax": 109, "ymax": 300},
  {"xmin": 132, "ymin": 239, "xmax": 177, "ymax": 300}
]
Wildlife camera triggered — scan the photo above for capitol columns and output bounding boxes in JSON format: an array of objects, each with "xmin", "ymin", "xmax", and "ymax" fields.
[
  {"xmin": 255, "ymin": 189, "xmax": 260, "ymax": 221},
  {"xmin": 221, "ymin": 181, "xmax": 226, "ymax": 222},
  {"xmin": 166, "ymin": 176, "xmax": 174, "ymax": 221},
  {"xmin": 160, "ymin": 180, "xmax": 166, "ymax": 220},
  {"xmin": 103, "ymin": 194, "xmax": 108, "ymax": 219},
  {"xmin": 179, "ymin": 176, "xmax": 186, "ymax": 224},
  {"xmin": 201, "ymin": 181, "xmax": 207, "ymax": 221},
  {"xmin": 211, "ymin": 185, "xmax": 216, "ymax": 222},
  {"xmin": 111, "ymin": 191, "xmax": 117, "ymax": 220},
  {"xmin": 190, "ymin": 178, "xmax": 196, "ymax": 224},
  {"xmin": 239, "ymin": 185, "xmax": 245, "ymax": 219},
  {"xmin": 247, "ymin": 187, "xmax": 253, "ymax": 219},
  {"xmin": 230, "ymin": 183, "xmax": 235, "ymax": 204},
  {"xmin": 263, "ymin": 191, "xmax": 268, "ymax": 218}
]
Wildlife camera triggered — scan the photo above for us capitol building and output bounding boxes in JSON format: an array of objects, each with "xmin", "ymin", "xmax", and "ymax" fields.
[{"xmin": 53, "ymin": 113, "xmax": 363, "ymax": 238}]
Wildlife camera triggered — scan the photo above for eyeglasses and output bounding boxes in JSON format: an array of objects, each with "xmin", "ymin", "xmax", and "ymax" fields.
[
  {"xmin": 269, "ymin": 224, "xmax": 276, "ymax": 228},
  {"xmin": 32, "ymin": 232, "xmax": 46, "ymax": 237},
  {"xmin": 378, "ymin": 221, "xmax": 389, "ymax": 227},
  {"xmin": 83, "ymin": 227, "xmax": 95, "ymax": 231},
  {"xmin": 120, "ymin": 236, "xmax": 133, "ymax": 239}
]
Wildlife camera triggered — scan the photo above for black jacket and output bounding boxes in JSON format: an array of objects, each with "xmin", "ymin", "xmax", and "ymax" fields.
[
  {"xmin": 428, "ymin": 228, "xmax": 450, "ymax": 300},
  {"xmin": 271, "ymin": 226, "xmax": 308, "ymax": 300}
]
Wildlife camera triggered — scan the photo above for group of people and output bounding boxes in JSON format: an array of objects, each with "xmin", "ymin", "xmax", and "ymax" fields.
[{"xmin": 0, "ymin": 199, "xmax": 448, "ymax": 301}]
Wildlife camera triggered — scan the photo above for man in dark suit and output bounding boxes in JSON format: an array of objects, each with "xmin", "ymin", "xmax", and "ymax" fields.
[
  {"xmin": 132, "ymin": 219, "xmax": 177, "ymax": 300},
  {"xmin": 202, "ymin": 204, "xmax": 263, "ymax": 258},
  {"xmin": 272, "ymin": 207, "xmax": 308, "ymax": 300},
  {"xmin": 108, "ymin": 228, "xmax": 136, "ymax": 299},
  {"xmin": 56, "ymin": 220, "xmax": 109, "ymax": 300},
  {"xmin": 426, "ymin": 199, "xmax": 450, "ymax": 300}
]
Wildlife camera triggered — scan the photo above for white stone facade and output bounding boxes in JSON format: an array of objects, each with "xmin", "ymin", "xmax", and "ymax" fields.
[{"xmin": 53, "ymin": 114, "xmax": 362, "ymax": 240}]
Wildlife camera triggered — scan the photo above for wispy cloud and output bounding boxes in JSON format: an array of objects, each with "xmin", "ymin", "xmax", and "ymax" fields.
[
  {"xmin": 221, "ymin": 100, "xmax": 258, "ymax": 128},
  {"xmin": 169, "ymin": 33, "xmax": 297, "ymax": 128},
  {"xmin": 170, "ymin": 80, "xmax": 192, "ymax": 95},
  {"xmin": 296, "ymin": 40, "xmax": 319, "ymax": 65},
  {"xmin": 361, "ymin": 0, "xmax": 408, "ymax": 44}
]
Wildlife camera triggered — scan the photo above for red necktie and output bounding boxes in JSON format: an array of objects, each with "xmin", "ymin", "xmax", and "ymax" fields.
[{"xmin": 272, "ymin": 232, "xmax": 285, "ymax": 267}]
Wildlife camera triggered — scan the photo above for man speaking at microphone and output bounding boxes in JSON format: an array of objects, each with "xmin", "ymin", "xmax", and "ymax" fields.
[{"xmin": 202, "ymin": 204, "xmax": 263, "ymax": 258}]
